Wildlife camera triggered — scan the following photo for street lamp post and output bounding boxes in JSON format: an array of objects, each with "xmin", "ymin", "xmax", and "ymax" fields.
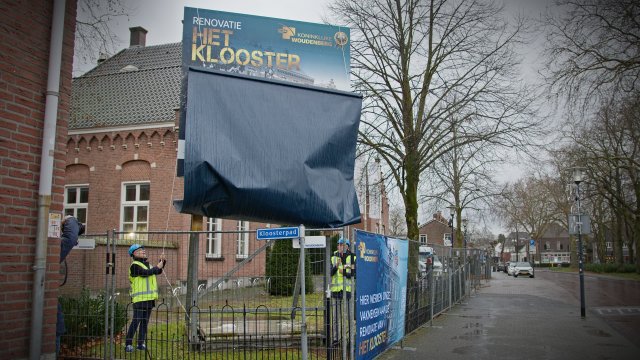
[
  {"xmin": 514, "ymin": 225, "xmax": 519, "ymax": 262},
  {"xmin": 462, "ymin": 218, "xmax": 468, "ymax": 294},
  {"xmin": 447, "ymin": 205, "xmax": 455, "ymax": 249},
  {"xmin": 572, "ymin": 167, "xmax": 587, "ymax": 318}
]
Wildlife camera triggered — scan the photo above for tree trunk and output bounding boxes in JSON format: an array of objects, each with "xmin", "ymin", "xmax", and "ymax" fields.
[{"xmin": 404, "ymin": 154, "xmax": 420, "ymax": 281}]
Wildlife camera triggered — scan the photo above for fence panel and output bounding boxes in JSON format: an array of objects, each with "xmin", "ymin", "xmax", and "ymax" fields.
[
  {"xmin": 58, "ymin": 228, "xmax": 355, "ymax": 359},
  {"xmin": 57, "ymin": 231, "xmax": 491, "ymax": 359}
]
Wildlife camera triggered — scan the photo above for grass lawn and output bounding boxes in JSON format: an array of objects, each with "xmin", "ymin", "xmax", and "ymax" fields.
[{"xmin": 547, "ymin": 266, "xmax": 640, "ymax": 281}]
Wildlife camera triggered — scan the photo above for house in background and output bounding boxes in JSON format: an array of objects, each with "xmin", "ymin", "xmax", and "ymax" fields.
[
  {"xmin": 538, "ymin": 223, "xmax": 571, "ymax": 264},
  {"xmin": 495, "ymin": 224, "xmax": 571, "ymax": 265},
  {"xmin": 418, "ymin": 211, "xmax": 455, "ymax": 248},
  {"xmin": 505, "ymin": 231, "xmax": 532, "ymax": 262},
  {"xmin": 66, "ymin": 27, "xmax": 389, "ymax": 290}
]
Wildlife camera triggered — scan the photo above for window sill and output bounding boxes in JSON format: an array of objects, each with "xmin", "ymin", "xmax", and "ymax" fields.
[
  {"xmin": 236, "ymin": 256, "xmax": 249, "ymax": 262},
  {"xmin": 205, "ymin": 255, "xmax": 224, "ymax": 261}
]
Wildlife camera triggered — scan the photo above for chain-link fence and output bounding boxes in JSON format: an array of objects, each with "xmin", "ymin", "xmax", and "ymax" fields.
[
  {"xmin": 404, "ymin": 242, "xmax": 493, "ymax": 334},
  {"xmin": 56, "ymin": 230, "xmax": 491, "ymax": 359}
]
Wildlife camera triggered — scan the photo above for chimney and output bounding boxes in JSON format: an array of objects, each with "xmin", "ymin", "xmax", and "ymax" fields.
[
  {"xmin": 97, "ymin": 52, "xmax": 109, "ymax": 64},
  {"xmin": 129, "ymin": 26, "xmax": 148, "ymax": 47}
]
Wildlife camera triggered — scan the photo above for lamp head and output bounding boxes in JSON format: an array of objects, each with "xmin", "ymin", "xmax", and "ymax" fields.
[
  {"xmin": 447, "ymin": 205, "xmax": 455, "ymax": 217},
  {"xmin": 571, "ymin": 167, "xmax": 586, "ymax": 185}
]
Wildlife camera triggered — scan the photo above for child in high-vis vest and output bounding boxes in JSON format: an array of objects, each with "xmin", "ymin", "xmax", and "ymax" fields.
[{"xmin": 125, "ymin": 244, "xmax": 166, "ymax": 352}]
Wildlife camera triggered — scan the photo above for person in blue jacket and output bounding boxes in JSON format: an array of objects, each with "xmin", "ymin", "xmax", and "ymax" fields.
[{"xmin": 56, "ymin": 215, "xmax": 85, "ymax": 355}]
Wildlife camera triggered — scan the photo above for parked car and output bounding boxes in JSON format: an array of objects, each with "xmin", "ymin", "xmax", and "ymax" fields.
[
  {"xmin": 418, "ymin": 253, "xmax": 444, "ymax": 277},
  {"xmin": 497, "ymin": 262, "xmax": 506, "ymax": 272},
  {"xmin": 507, "ymin": 262, "xmax": 516, "ymax": 276},
  {"xmin": 512, "ymin": 262, "xmax": 534, "ymax": 278}
]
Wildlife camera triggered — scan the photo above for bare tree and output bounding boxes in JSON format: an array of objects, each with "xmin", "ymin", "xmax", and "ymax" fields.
[
  {"xmin": 420, "ymin": 130, "xmax": 509, "ymax": 247},
  {"xmin": 543, "ymin": 0, "xmax": 640, "ymax": 112},
  {"xmin": 329, "ymin": 0, "xmax": 540, "ymax": 277},
  {"xmin": 74, "ymin": 0, "xmax": 129, "ymax": 76},
  {"xmin": 388, "ymin": 206, "xmax": 408, "ymax": 237},
  {"xmin": 568, "ymin": 94, "xmax": 640, "ymax": 270},
  {"xmin": 496, "ymin": 177, "xmax": 562, "ymax": 264}
]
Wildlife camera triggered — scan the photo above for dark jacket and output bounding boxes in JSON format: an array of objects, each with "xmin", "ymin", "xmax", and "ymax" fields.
[
  {"xmin": 57, "ymin": 216, "xmax": 84, "ymax": 337},
  {"xmin": 60, "ymin": 216, "xmax": 81, "ymax": 263},
  {"xmin": 130, "ymin": 257, "xmax": 165, "ymax": 277}
]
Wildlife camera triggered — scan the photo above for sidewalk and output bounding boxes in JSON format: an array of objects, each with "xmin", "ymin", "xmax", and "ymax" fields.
[{"xmin": 379, "ymin": 271, "xmax": 639, "ymax": 360}]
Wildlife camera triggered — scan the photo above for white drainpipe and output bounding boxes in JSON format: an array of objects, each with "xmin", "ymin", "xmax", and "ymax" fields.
[{"xmin": 30, "ymin": 0, "xmax": 66, "ymax": 358}]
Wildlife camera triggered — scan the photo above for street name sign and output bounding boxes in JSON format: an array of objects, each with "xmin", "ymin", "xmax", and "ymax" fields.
[
  {"xmin": 293, "ymin": 236, "xmax": 326, "ymax": 248},
  {"xmin": 256, "ymin": 227, "xmax": 299, "ymax": 240}
]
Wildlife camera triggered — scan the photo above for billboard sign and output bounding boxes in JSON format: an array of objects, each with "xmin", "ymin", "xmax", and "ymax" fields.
[
  {"xmin": 182, "ymin": 7, "xmax": 351, "ymax": 90},
  {"xmin": 178, "ymin": 8, "xmax": 352, "ymax": 175}
]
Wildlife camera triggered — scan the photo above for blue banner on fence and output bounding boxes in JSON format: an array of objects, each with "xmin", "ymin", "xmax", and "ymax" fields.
[{"xmin": 354, "ymin": 230, "xmax": 408, "ymax": 360}]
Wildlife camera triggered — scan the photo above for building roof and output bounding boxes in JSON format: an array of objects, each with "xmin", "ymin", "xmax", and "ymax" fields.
[
  {"xmin": 418, "ymin": 217, "xmax": 450, "ymax": 230},
  {"xmin": 70, "ymin": 43, "xmax": 182, "ymax": 130},
  {"xmin": 541, "ymin": 222, "xmax": 569, "ymax": 238}
]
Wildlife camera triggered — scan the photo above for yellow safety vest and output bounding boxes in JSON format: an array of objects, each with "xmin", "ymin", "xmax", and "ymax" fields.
[
  {"xmin": 331, "ymin": 252, "xmax": 353, "ymax": 293},
  {"xmin": 129, "ymin": 260, "xmax": 158, "ymax": 303}
]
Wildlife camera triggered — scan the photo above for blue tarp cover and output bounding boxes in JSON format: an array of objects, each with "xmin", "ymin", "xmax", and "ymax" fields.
[{"xmin": 175, "ymin": 68, "xmax": 362, "ymax": 227}]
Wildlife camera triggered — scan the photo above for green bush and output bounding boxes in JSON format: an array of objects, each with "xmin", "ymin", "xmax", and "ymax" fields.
[
  {"xmin": 265, "ymin": 239, "xmax": 313, "ymax": 296},
  {"xmin": 59, "ymin": 288, "xmax": 127, "ymax": 348},
  {"xmin": 585, "ymin": 263, "xmax": 636, "ymax": 273}
]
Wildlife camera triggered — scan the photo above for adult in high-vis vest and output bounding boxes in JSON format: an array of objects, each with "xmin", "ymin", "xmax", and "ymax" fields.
[
  {"xmin": 330, "ymin": 237, "xmax": 355, "ymax": 345},
  {"xmin": 330, "ymin": 238, "xmax": 355, "ymax": 299},
  {"xmin": 125, "ymin": 244, "xmax": 166, "ymax": 353}
]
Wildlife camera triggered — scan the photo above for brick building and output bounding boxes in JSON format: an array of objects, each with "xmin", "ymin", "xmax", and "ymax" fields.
[
  {"xmin": 64, "ymin": 27, "xmax": 389, "ymax": 292},
  {"xmin": 418, "ymin": 211, "xmax": 454, "ymax": 247},
  {"xmin": 538, "ymin": 222, "xmax": 571, "ymax": 264},
  {"xmin": 0, "ymin": 0, "xmax": 77, "ymax": 358}
]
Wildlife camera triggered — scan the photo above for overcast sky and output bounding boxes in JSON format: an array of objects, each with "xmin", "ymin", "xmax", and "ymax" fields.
[{"xmin": 73, "ymin": 0, "xmax": 335, "ymax": 75}]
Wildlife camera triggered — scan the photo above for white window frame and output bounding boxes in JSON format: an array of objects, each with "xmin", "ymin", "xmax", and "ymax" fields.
[
  {"xmin": 206, "ymin": 217, "xmax": 222, "ymax": 258},
  {"xmin": 120, "ymin": 182, "xmax": 150, "ymax": 240},
  {"xmin": 236, "ymin": 220, "xmax": 249, "ymax": 259},
  {"xmin": 64, "ymin": 184, "xmax": 89, "ymax": 227},
  {"xmin": 419, "ymin": 234, "xmax": 427, "ymax": 245}
]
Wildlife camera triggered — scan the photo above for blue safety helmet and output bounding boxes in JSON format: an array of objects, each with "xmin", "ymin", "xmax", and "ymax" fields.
[
  {"xmin": 128, "ymin": 244, "xmax": 144, "ymax": 257},
  {"xmin": 337, "ymin": 238, "xmax": 350, "ymax": 246}
]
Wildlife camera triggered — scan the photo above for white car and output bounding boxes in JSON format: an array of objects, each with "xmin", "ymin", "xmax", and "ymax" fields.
[
  {"xmin": 512, "ymin": 262, "xmax": 534, "ymax": 278},
  {"xmin": 507, "ymin": 262, "xmax": 516, "ymax": 276}
]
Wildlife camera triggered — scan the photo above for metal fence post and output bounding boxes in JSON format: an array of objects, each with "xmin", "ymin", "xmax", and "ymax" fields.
[
  {"xmin": 186, "ymin": 215, "xmax": 202, "ymax": 346},
  {"xmin": 300, "ymin": 224, "xmax": 308, "ymax": 360}
]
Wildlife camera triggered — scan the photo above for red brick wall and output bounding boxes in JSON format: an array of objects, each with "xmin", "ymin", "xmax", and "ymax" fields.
[
  {"xmin": 65, "ymin": 128, "xmax": 192, "ymax": 233},
  {"xmin": 0, "ymin": 0, "xmax": 76, "ymax": 358},
  {"xmin": 64, "ymin": 127, "xmax": 271, "ymax": 287},
  {"xmin": 419, "ymin": 219, "xmax": 451, "ymax": 247}
]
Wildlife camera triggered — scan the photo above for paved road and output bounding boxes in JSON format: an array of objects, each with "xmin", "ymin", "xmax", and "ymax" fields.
[{"xmin": 379, "ymin": 270, "xmax": 639, "ymax": 360}]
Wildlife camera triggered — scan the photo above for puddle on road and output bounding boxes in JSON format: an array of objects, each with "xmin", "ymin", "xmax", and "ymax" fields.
[
  {"xmin": 586, "ymin": 328, "xmax": 612, "ymax": 338},
  {"xmin": 451, "ymin": 322, "xmax": 487, "ymax": 340}
]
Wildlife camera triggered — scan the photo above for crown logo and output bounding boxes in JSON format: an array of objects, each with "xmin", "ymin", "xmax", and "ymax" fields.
[{"xmin": 279, "ymin": 26, "xmax": 295, "ymax": 40}]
